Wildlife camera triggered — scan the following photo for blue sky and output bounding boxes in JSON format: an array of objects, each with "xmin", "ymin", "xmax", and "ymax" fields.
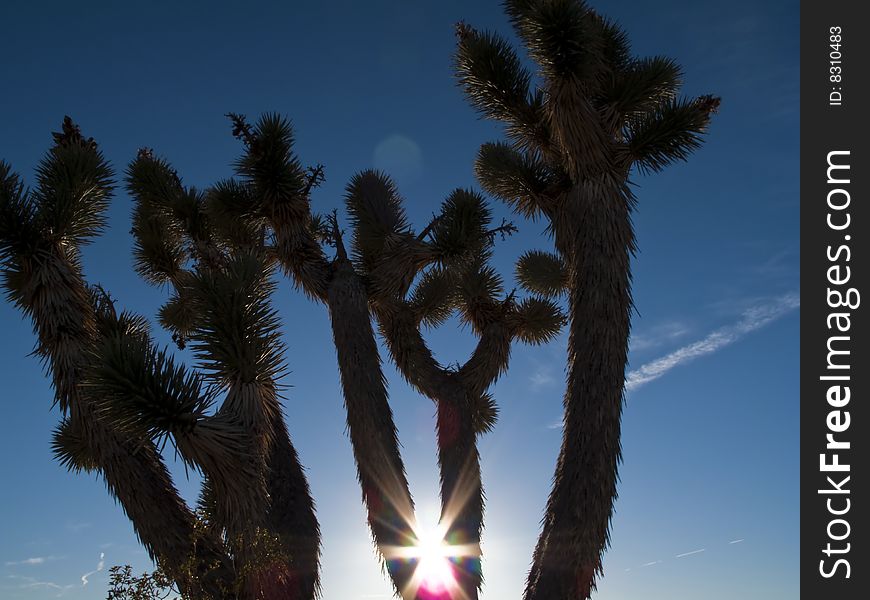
[{"xmin": 0, "ymin": 1, "xmax": 798, "ymax": 598}]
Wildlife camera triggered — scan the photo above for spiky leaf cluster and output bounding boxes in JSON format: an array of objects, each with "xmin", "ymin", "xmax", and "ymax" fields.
[
  {"xmin": 231, "ymin": 113, "xmax": 310, "ymax": 221},
  {"xmin": 186, "ymin": 253, "xmax": 286, "ymax": 385},
  {"xmin": 345, "ymin": 170, "xmax": 411, "ymax": 272},
  {"xmin": 87, "ymin": 330, "xmax": 215, "ymax": 444},
  {"xmin": 34, "ymin": 116, "xmax": 114, "ymax": 246},
  {"xmin": 516, "ymin": 250, "xmax": 568, "ymax": 298},
  {"xmin": 457, "ymin": 1, "xmax": 718, "ymax": 178}
]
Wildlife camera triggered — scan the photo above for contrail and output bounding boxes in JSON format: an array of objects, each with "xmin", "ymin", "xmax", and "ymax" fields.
[
  {"xmin": 626, "ymin": 293, "xmax": 799, "ymax": 391},
  {"xmin": 80, "ymin": 553, "xmax": 105, "ymax": 586},
  {"xmin": 675, "ymin": 548, "xmax": 706, "ymax": 558}
]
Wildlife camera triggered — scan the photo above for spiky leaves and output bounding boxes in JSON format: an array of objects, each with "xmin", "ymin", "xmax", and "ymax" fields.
[
  {"xmin": 474, "ymin": 143, "xmax": 566, "ymax": 219},
  {"xmin": 626, "ymin": 95, "xmax": 720, "ymax": 174},
  {"xmin": 455, "ymin": 25, "xmax": 531, "ymax": 123},
  {"xmin": 601, "ymin": 56, "xmax": 682, "ymax": 129},
  {"xmin": 187, "ymin": 253, "xmax": 286, "ymax": 387},
  {"xmin": 87, "ymin": 332, "xmax": 214, "ymax": 443},
  {"xmin": 455, "ymin": 262, "xmax": 504, "ymax": 335},
  {"xmin": 516, "ymin": 250, "xmax": 568, "ymax": 298},
  {"xmin": 131, "ymin": 199, "xmax": 188, "ymax": 285},
  {"xmin": 344, "ymin": 170, "xmax": 413, "ymax": 275},
  {"xmin": 408, "ymin": 267, "xmax": 457, "ymax": 328},
  {"xmin": 34, "ymin": 116, "xmax": 113, "ymax": 247},
  {"xmin": 429, "ymin": 189, "xmax": 492, "ymax": 266},
  {"xmin": 87, "ymin": 322, "xmax": 266, "ymax": 538},
  {"xmin": 205, "ymin": 179, "xmax": 266, "ymax": 250},
  {"xmin": 454, "ymin": 23, "xmax": 548, "ymax": 151},
  {"xmin": 127, "ymin": 154, "xmax": 191, "ymax": 285},
  {"xmin": 509, "ymin": 0, "xmax": 602, "ymax": 83},
  {"xmin": 232, "ymin": 113, "xmax": 309, "ymax": 221},
  {"xmin": 128, "ymin": 153, "xmax": 227, "ymax": 284},
  {"xmin": 229, "ymin": 113, "xmax": 330, "ymax": 299},
  {"xmin": 51, "ymin": 418, "xmax": 98, "ymax": 473},
  {"xmin": 0, "ymin": 161, "xmax": 41, "ymax": 267},
  {"xmin": 510, "ymin": 297, "xmax": 566, "ymax": 345}
]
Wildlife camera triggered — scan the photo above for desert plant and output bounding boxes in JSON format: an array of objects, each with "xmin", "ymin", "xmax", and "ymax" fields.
[
  {"xmin": 455, "ymin": 1, "xmax": 718, "ymax": 598},
  {"xmin": 1, "ymin": 2, "xmax": 716, "ymax": 599},
  {"xmin": 0, "ymin": 121, "xmax": 236, "ymax": 599},
  {"xmin": 343, "ymin": 171, "xmax": 565, "ymax": 599}
]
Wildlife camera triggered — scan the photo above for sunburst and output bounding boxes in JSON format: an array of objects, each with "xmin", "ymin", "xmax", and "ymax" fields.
[{"xmin": 384, "ymin": 519, "xmax": 480, "ymax": 599}]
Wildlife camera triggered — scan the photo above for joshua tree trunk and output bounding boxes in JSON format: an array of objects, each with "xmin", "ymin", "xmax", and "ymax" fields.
[
  {"xmin": 25, "ymin": 253, "xmax": 236, "ymax": 599},
  {"xmin": 265, "ymin": 415, "xmax": 322, "ymax": 600},
  {"xmin": 224, "ymin": 113, "xmax": 420, "ymax": 596},
  {"xmin": 328, "ymin": 258, "xmax": 418, "ymax": 597},
  {"xmin": 376, "ymin": 305, "xmax": 520, "ymax": 600},
  {"xmin": 525, "ymin": 183, "xmax": 634, "ymax": 600},
  {"xmin": 435, "ymin": 391, "xmax": 483, "ymax": 599}
]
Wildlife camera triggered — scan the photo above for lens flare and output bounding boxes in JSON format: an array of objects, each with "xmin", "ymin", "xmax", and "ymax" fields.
[
  {"xmin": 415, "ymin": 525, "xmax": 456, "ymax": 595},
  {"xmin": 384, "ymin": 515, "xmax": 480, "ymax": 600}
]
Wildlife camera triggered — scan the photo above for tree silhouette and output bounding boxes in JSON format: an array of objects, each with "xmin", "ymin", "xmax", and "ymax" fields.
[
  {"xmin": 455, "ymin": 1, "xmax": 718, "ymax": 598},
  {"xmin": 0, "ymin": 2, "xmax": 716, "ymax": 599}
]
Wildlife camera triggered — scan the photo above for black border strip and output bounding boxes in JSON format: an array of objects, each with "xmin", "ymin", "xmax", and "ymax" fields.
[{"xmin": 801, "ymin": 2, "xmax": 868, "ymax": 596}]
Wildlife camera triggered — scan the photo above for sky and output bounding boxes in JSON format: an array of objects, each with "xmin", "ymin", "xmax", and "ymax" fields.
[{"xmin": 0, "ymin": 1, "xmax": 799, "ymax": 598}]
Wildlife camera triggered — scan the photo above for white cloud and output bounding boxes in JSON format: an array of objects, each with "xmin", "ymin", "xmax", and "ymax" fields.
[
  {"xmin": 625, "ymin": 292, "xmax": 799, "ymax": 391},
  {"xmin": 530, "ymin": 366, "xmax": 557, "ymax": 389},
  {"xmin": 7, "ymin": 575, "xmax": 74, "ymax": 597},
  {"xmin": 629, "ymin": 321, "xmax": 691, "ymax": 352},
  {"xmin": 4, "ymin": 556, "xmax": 61, "ymax": 567},
  {"xmin": 675, "ymin": 548, "xmax": 705, "ymax": 558},
  {"xmin": 80, "ymin": 553, "xmax": 105, "ymax": 587}
]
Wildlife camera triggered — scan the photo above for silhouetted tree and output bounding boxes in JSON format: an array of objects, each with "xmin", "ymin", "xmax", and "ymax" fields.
[
  {"xmin": 455, "ymin": 1, "xmax": 718, "ymax": 598},
  {"xmin": 0, "ymin": 2, "xmax": 715, "ymax": 600}
]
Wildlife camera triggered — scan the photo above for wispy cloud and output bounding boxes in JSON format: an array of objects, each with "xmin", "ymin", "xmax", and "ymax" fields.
[
  {"xmin": 630, "ymin": 321, "xmax": 691, "ymax": 352},
  {"xmin": 80, "ymin": 553, "xmax": 104, "ymax": 586},
  {"xmin": 66, "ymin": 522, "xmax": 92, "ymax": 533},
  {"xmin": 625, "ymin": 292, "xmax": 799, "ymax": 391},
  {"xmin": 624, "ymin": 538, "xmax": 746, "ymax": 574},
  {"xmin": 4, "ymin": 556, "xmax": 61, "ymax": 567},
  {"xmin": 6, "ymin": 575, "xmax": 74, "ymax": 597},
  {"xmin": 530, "ymin": 365, "xmax": 557, "ymax": 389}
]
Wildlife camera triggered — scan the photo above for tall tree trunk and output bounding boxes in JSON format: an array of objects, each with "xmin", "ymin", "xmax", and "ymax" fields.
[
  {"xmin": 376, "ymin": 306, "xmax": 496, "ymax": 600},
  {"xmin": 435, "ymin": 391, "xmax": 482, "ymax": 600},
  {"xmin": 328, "ymin": 259, "xmax": 418, "ymax": 597},
  {"xmin": 525, "ymin": 182, "xmax": 634, "ymax": 600},
  {"xmin": 265, "ymin": 415, "xmax": 322, "ymax": 600},
  {"xmin": 26, "ymin": 252, "xmax": 236, "ymax": 598}
]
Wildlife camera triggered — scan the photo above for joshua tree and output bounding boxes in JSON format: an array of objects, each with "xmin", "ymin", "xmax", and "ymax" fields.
[
  {"xmin": 343, "ymin": 172, "xmax": 565, "ymax": 599},
  {"xmin": 1, "ymin": 1, "xmax": 716, "ymax": 599},
  {"xmin": 455, "ymin": 1, "xmax": 718, "ymax": 598},
  {"xmin": 0, "ymin": 113, "xmax": 561, "ymax": 600},
  {"xmin": 0, "ymin": 120, "xmax": 237, "ymax": 599}
]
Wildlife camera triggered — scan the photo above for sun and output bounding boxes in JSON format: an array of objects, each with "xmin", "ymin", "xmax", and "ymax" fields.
[
  {"xmin": 384, "ymin": 518, "xmax": 480, "ymax": 599},
  {"xmin": 414, "ymin": 524, "xmax": 456, "ymax": 596}
]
